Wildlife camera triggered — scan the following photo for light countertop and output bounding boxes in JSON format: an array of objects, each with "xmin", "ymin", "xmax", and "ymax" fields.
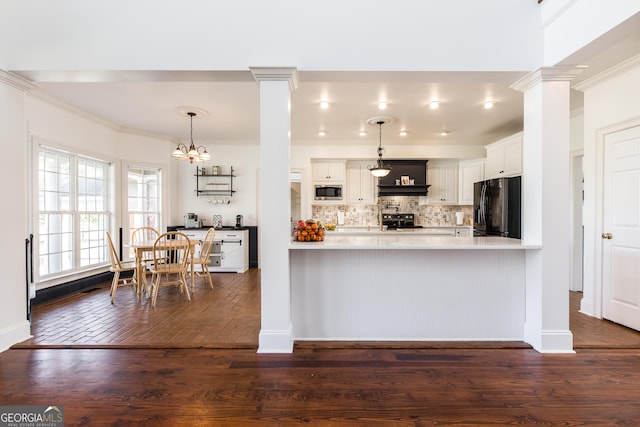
[
  {"xmin": 290, "ymin": 235, "xmax": 540, "ymax": 250},
  {"xmin": 326, "ymin": 226, "xmax": 472, "ymax": 236}
]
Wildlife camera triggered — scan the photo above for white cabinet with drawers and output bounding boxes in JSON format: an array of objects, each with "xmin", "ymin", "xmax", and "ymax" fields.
[{"xmin": 179, "ymin": 228, "xmax": 249, "ymax": 273}]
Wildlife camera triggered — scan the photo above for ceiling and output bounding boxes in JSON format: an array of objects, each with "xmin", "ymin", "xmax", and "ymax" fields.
[
  {"xmin": 8, "ymin": 7, "xmax": 640, "ymax": 149},
  {"xmin": 13, "ymin": 16, "xmax": 640, "ymax": 150},
  {"xmin": 18, "ymin": 70, "xmax": 535, "ymax": 147}
]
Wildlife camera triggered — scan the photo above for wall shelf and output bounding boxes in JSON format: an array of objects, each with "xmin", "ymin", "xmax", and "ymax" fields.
[{"xmin": 195, "ymin": 166, "xmax": 235, "ymax": 197}]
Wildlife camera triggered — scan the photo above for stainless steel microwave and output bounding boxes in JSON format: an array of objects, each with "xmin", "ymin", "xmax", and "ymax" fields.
[{"xmin": 314, "ymin": 184, "xmax": 343, "ymax": 201}]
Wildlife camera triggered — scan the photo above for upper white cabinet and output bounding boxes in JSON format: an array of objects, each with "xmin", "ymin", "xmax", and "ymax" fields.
[
  {"xmin": 458, "ymin": 159, "xmax": 485, "ymax": 205},
  {"xmin": 346, "ymin": 160, "xmax": 375, "ymax": 204},
  {"xmin": 312, "ymin": 160, "xmax": 346, "ymax": 182},
  {"xmin": 425, "ymin": 160, "xmax": 458, "ymax": 204},
  {"xmin": 485, "ymin": 132, "xmax": 522, "ymax": 179}
]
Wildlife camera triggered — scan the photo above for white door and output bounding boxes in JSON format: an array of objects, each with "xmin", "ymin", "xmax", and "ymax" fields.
[{"xmin": 602, "ymin": 126, "xmax": 640, "ymax": 330}]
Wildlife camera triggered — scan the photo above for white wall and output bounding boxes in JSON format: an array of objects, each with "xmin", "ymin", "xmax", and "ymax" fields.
[
  {"xmin": 0, "ymin": 81, "xmax": 31, "ymax": 351},
  {"xmin": 541, "ymin": 1, "xmax": 640, "ymax": 66},
  {"xmin": 175, "ymin": 143, "xmax": 260, "ymax": 228},
  {"xmin": 578, "ymin": 58, "xmax": 640, "ymax": 317}
]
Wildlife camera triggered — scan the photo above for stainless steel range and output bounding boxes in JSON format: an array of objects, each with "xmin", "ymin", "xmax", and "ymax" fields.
[{"xmin": 381, "ymin": 213, "xmax": 420, "ymax": 229}]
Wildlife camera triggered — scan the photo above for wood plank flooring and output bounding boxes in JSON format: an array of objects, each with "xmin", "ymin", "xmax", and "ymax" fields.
[
  {"xmin": 15, "ymin": 267, "xmax": 640, "ymax": 349},
  {"xmin": 18, "ymin": 269, "xmax": 261, "ymax": 348},
  {"xmin": 4, "ymin": 271, "xmax": 640, "ymax": 425},
  {"xmin": 1, "ymin": 347, "xmax": 640, "ymax": 425}
]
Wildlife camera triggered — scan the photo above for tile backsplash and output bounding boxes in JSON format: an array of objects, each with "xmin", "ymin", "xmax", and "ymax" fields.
[{"xmin": 311, "ymin": 196, "xmax": 474, "ymax": 227}]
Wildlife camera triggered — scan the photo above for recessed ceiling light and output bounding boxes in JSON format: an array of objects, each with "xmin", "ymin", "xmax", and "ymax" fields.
[
  {"xmin": 429, "ymin": 101, "xmax": 441, "ymax": 109},
  {"xmin": 319, "ymin": 101, "xmax": 330, "ymax": 110},
  {"xmin": 483, "ymin": 101, "xmax": 496, "ymax": 109},
  {"xmin": 399, "ymin": 130, "xmax": 408, "ymax": 137},
  {"xmin": 359, "ymin": 130, "xmax": 367, "ymax": 137},
  {"xmin": 378, "ymin": 102, "xmax": 389, "ymax": 110},
  {"xmin": 317, "ymin": 130, "xmax": 327, "ymax": 137},
  {"xmin": 439, "ymin": 130, "xmax": 450, "ymax": 136}
]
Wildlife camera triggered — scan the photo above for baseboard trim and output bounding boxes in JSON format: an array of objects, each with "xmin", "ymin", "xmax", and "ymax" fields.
[{"xmin": 32, "ymin": 272, "xmax": 115, "ymax": 306}]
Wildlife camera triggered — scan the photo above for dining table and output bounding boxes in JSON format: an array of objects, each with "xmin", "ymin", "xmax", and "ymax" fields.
[{"xmin": 127, "ymin": 238, "xmax": 199, "ymax": 299}]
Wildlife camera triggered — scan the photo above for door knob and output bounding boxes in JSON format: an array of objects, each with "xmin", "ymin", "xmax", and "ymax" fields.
[{"xmin": 601, "ymin": 232, "xmax": 613, "ymax": 239}]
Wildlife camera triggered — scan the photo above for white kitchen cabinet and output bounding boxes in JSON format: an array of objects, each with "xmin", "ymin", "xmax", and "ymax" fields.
[
  {"xmin": 485, "ymin": 132, "xmax": 522, "ymax": 179},
  {"xmin": 455, "ymin": 228, "xmax": 472, "ymax": 237},
  {"xmin": 215, "ymin": 229, "xmax": 248, "ymax": 273},
  {"xmin": 425, "ymin": 160, "xmax": 458, "ymax": 204},
  {"xmin": 346, "ymin": 160, "xmax": 375, "ymax": 204},
  {"xmin": 458, "ymin": 158, "xmax": 485, "ymax": 205},
  {"xmin": 178, "ymin": 228, "xmax": 248, "ymax": 273},
  {"xmin": 311, "ymin": 160, "xmax": 346, "ymax": 182}
]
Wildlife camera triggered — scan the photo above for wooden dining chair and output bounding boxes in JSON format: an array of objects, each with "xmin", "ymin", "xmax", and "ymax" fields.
[
  {"xmin": 131, "ymin": 226, "xmax": 159, "ymax": 294},
  {"xmin": 106, "ymin": 231, "xmax": 138, "ymax": 304},
  {"xmin": 193, "ymin": 227, "xmax": 216, "ymax": 290},
  {"xmin": 148, "ymin": 231, "xmax": 191, "ymax": 307}
]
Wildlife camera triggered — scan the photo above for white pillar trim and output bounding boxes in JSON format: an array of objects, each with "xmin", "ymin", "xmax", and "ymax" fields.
[
  {"xmin": 249, "ymin": 67, "xmax": 299, "ymax": 91},
  {"xmin": 511, "ymin": 65, "xmax": 587, "ymax": 92},
  {"xmin": 252, "ymin": 66, "xmax": 298, "ymax": 354},
  {"xmin": 512, "ymin": 65, "xmax": 584, "ymax": 353}
]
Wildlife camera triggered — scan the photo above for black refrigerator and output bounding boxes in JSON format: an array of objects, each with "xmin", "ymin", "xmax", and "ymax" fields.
[{"xmin": 473, "ymin": 176, "xmax": 521, "ymax": 239}]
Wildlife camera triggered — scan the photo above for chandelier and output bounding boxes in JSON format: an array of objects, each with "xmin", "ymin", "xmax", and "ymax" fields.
[
  {"xmin": 368, "ymin": 120, "xmax": 392, "ymax": 177},
  {"xmin": 172, "ymin": 111, "xmax": 211, "ymax": 163}
]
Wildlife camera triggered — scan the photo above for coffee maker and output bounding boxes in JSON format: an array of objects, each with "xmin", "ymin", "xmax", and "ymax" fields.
[
  {"xmin": 184, "ymin": 213, "xmax": 202, "ymax": 228},
  {"xmin": 235, "ymin": 215, "xmax": 243, "ymax": 228}
]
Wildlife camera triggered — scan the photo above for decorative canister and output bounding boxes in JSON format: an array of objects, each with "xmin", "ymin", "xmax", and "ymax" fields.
[
  {"xmin": 211, "ymin": 166, "xmax": 220, "ymax": 175},
  {"xmin": 212, "ymin": 215, "xmax": 223, "ymax": 229}
]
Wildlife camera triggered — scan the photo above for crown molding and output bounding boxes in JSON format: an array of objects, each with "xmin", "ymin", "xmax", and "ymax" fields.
[
  {"xmin": 573, "ymin": 53, "xmax": 640, "ymax": 91},
  {"xmin": 249, "ymin": 67, "xmax": 299, "ymax": 91},
  {"xmin": 511, "ymin": 66, "xmax": 587, "ymax": 92},
  {"xmin": 29, "ymin": 90, "xmax": 172, "ymax": 141},
  {"xmin": 0, "ymin": 70, "xmax": 38, "ymax": 92}
]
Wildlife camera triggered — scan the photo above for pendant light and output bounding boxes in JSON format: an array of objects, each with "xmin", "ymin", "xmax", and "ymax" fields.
[
  {"xmin": 172, "ymin": 111, "xmax": 211, "ymax": 163},
  {"xmin": 368, "ymin": 120, "xmax": 392, "ymax": 177}
]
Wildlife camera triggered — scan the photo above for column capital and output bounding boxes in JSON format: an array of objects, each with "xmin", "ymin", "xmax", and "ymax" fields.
[
  {"xmin": 511, "ymin": 66, "xmax": 587, "ymax": 92},
  {"xmin": 249, "ymin": 67, "xmax": 298, "ymax": 91},
  {"xmin": 0, "ymin": 70, "xmax": 37, "ymax": 92}
]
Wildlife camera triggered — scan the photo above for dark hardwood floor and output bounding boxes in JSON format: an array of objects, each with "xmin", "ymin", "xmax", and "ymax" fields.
[{"xmin": 3, "ymin": 271, "xmax": 640, "ymax": 425}]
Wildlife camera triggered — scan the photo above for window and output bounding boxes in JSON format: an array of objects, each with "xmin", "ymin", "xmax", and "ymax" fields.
[
  {"xmin": 127, "ymin": 166, "xmax": 161, "ymax": 233},
  {"xmin": 38, "ymin": 146, "xmax": 111, "ymax": 278}
]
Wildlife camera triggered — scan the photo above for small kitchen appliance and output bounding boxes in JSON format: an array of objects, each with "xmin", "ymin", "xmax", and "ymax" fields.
[
  {"xmin": 184, "ymin": 213, "xmax": 202, "ymax": 228},
  {"xmin": 235, "ymin": 215, "xmax": 243, "ymax": 228},
  {"xmin": 381, "ymin": 213, "xmax": 420, "ymax": 229},
  {"xmin": 314, "ymin": 184, "xmax": 343, "ymax": 201}
]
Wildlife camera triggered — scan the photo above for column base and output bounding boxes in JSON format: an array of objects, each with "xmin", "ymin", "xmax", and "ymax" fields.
[
  {"xmin": 258, "ymin": 327, "xmax": 294, "ymax": 353},
  {"xmin": 525, "ymin": 325, "xmax": 575, "ymax": 353},
  {"xmin": 0, "ymin": 320, "xmax": 31, "ymax": 352}
]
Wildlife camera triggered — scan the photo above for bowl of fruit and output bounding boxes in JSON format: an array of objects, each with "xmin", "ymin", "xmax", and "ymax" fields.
[{"xmin": 293, "ymin": 219, "xmax": 325, "ymax": 242}]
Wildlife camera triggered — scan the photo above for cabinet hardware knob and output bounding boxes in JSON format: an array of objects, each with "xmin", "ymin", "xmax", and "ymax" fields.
[{"xmin": 601, "ymin": 232, "xmax": 613, "ymax": 239}]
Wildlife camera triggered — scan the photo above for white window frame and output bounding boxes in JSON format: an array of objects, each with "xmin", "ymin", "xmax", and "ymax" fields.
[
  {"xmin": 121, "ymin": 162, "xmax": 164, "ymax": 262},
  {"xmin": 36, "ymin": 144, "xmax": 112, "ymax": 281}
]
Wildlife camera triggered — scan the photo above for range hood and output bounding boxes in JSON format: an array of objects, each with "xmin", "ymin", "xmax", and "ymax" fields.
[{"xmin": 377, "ymin": 159, "xmax": 430, "ymax": 196}]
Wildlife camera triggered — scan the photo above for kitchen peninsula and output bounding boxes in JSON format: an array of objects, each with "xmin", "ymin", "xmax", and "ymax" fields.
[{"xmin": 289, "ymin": 234, "xmax": 540, "ymax": 343}]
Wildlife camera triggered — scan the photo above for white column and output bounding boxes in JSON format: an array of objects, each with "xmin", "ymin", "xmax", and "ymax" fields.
[
  {"xmin": 250, "ymin": 67, "xmax": 298, "ymax": 353},
  {"xmin": 512, "ymin": 66, "xmax": 584, "ymax": 353},
  {"xmin": 0, "ymin": 71, "xmax": 35, "ymax": 351}
]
